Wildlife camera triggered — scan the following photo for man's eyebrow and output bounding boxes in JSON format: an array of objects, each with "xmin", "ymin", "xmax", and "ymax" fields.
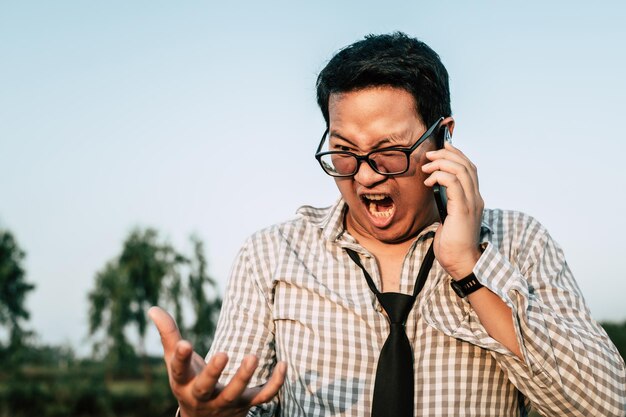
[
  {"xmin": 329, "ymin": 131, "xmax": 358, "ymax": 147},
  {"xmin": 329, "ymin": 131, "xmax": 398, "ymax": 149}
]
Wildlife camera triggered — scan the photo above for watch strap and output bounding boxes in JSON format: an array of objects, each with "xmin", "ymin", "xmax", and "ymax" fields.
[{"xmin": 450, "ymin": 272, "xmax": 483, "ymax": 298}]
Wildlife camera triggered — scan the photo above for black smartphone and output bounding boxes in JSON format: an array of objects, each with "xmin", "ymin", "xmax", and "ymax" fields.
[{"xmin": 433, "ymin": 125, "xmax": 450, "ymax": 223}]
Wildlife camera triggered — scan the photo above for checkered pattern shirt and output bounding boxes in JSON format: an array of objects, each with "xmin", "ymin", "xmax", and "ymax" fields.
[{"xmin": 208, "ymin": 199, "xmax": 626, "ymax": 416}]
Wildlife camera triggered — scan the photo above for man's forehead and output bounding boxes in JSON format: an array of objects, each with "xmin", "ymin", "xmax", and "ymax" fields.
[{"xmin": 328, "ymin": 87, "xmax": 424, "ymax": 125}]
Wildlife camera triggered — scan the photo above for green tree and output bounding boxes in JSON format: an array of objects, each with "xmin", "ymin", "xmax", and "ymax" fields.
[
  {"xmin": 186, "ymin": 236, "xmax": 222, "ymax": 355},
  {"xmin": 0, "ymin": 228, "xmax": 35, "ymax": 358},
  {"xmin": 88, "ymin": 229, "xmax": 180, "ymax": 370},
  {"xmin": 87, "ymin": 228, "xmax": 221, "ymax": 370},
  {"xmin": 88, "ymin": 260, "xmax": 138, "ymax": 368},
  {"xmin": 116, "ymin": 228, "xmax": 187, "ymax": 357}
]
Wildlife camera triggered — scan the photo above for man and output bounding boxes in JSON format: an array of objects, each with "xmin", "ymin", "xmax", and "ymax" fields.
[{"xmin": 150, "ymin": 32, "xmax": 626, "ymax": 416}]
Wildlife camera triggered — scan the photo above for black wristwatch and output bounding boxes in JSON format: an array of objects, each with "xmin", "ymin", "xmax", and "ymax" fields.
[{"xmin": 450, "ymin": 273, "xmax": 484, "ymax": 298}]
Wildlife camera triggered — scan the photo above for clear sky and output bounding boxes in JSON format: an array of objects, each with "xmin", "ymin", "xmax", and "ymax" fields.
[{"xmin": 1, "ymin": 1, "xmax": 625, "ymax": 355}]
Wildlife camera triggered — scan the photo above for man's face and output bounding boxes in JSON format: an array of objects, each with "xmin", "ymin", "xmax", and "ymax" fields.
[{"xmin": 327, "ymin": 86, "xmax": 439, "ymax": 244}]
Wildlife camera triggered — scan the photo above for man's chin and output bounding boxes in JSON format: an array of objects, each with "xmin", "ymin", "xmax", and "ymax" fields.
[
  {"xmin": 348, "ymin": 210, "xmax": 437, "ymax": 245},
  {"xmin": 352, "ymin": 218, "xmax": 415, "ymax": 244},
  {"xmin": 369, "ymin": 229, "xmax": 417, "ymax": 245}
]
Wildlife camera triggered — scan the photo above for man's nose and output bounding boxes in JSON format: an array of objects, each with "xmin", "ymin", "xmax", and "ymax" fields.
[{"xmin": 353, "ymin": 159, "xmax": 386, "ymax": 187}]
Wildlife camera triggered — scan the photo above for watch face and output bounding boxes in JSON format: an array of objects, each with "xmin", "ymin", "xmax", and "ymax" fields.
[{"xmin": 450, "ymin": 280, "xmax": 465, "ymax": 298}]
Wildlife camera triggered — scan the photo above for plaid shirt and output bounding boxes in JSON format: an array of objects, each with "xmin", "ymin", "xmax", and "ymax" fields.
[{"xmin": 208, "ymin": 199, "xmax": 626, "ymax": 416}]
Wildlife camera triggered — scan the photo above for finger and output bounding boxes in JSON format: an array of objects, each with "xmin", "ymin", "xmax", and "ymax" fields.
[
  {"xmin": 191, "ymin": 352, "xmax": 229, "ymax": 401},
  {"xmin": 424, "ymin": 171, "xmax": 471, "ymax": 211},
  {"xmin": 425, "ymin": 142, "xmax": 464, "ymax": 160},
  {"xmin": 214, "ymin": 355, "xmax": 259, "ymax": 407},
  {"xmin": 148, "ymin": 306, "xmax": 182, "ymax": 355},
  {"xmin": 425, "ymin": 145, "xmax": 479, "ymax": 187},
  {"xmin": 170, "ymin": 340, "xmax": 196, "ymax": 385},
  {"xmin": 434, "ymin": 140, "xmax": 467, "ymax": 158},
  {"xmin": 422, "ymin": 159, "xmax": 478, "ymax": 200},
  {"xmin": 248, "ymin": 361, "xmax": 287, "ymax": 405}
]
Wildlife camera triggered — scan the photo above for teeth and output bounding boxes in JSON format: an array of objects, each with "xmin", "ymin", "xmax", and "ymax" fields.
[
  {"xmin": 368, "ymin": 202, "xmax": 393, "ymax": 217},
  {"xmin": 363, "ymin": 194, "xmax": 393, "ymax": 218},
  {"xmin": 364, "ymin": 194, "xmax": 388, "ymax": 201}
]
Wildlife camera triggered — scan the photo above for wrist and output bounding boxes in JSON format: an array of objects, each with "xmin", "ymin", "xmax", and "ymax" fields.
[{"xmin": 449, "ymin": 246, "xmax": 483, "ymax": 280}]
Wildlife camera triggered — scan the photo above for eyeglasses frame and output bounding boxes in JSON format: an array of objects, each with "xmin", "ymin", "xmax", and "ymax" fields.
[{"xmin": 315, "ymin": 116, "xmax": 445, "ymax": 177}]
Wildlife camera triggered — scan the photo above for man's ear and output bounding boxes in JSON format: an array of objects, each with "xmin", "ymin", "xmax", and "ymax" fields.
[{"xmin": 442, "ymin": 116, "xmax": 455, "ymax": 137}]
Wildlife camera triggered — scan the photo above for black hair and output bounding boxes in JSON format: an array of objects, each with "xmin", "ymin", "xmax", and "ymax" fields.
[{"xmin": 316, "ymin": 32, "xmax": 451, "ymax": 128}]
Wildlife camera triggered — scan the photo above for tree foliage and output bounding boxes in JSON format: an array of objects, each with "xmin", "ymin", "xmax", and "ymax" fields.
[
  {"xmin": 87, "ymin": 228, "xmax": 221, "ymax": 366},
  {"xmin": 186, "ymin": 235, "xmax": 222, "ymax": 355},
  {"xmin": 0, "ymin": 228, "xmax": 35, "ymax": 354}
]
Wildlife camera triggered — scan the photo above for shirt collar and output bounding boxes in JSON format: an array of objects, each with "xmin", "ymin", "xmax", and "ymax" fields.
[{"xmin": 296, "ymin": 197, "xmax": 346, "ymax": 242}]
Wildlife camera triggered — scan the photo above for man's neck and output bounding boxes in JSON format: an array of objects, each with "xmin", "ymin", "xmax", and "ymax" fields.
[{"xmin": 344, "ymin": 214, "xmax": 436, "ymax": 261}]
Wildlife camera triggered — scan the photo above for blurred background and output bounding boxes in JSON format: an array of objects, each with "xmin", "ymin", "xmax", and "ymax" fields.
[{"xmin": 1, "ymin": 1, "xmax": 625, "ymax": 416}]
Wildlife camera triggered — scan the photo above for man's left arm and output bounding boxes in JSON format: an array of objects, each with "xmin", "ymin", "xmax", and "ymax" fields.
[
  {"xmin": 423, "ymin": 142, "xmax": 626, "ymax": 417},
  {"xmin": 472, "ymin": 219, "xmax": 625, "ymax": 416}
]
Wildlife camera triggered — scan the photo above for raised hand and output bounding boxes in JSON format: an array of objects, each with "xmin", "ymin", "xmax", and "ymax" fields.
[
  {"xmin": 422, "ymin": 141, "xmax": 484, "ymax": 279},
  {"xmin": 148, "ymin": 306, "xmax": 287, "ymax": 417}
]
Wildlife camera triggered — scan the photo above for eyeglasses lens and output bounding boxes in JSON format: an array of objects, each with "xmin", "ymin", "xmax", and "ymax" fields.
[{"xmin": 319, "ymin": 150, "xmax": 408, "ymax": 176}]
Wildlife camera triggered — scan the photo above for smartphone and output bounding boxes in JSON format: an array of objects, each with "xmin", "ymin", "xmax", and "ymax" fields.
[{"xmin": 433, "ymin": 125, "xmax": 450, "ymax": 223}]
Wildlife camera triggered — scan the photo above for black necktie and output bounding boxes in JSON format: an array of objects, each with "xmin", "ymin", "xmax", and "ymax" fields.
[{"xmin": 347, "ymin": 243, "xmax": 435, "ymax": 417}]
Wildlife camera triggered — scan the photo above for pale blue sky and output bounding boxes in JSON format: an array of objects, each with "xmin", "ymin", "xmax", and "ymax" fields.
[{"xmin": 1, "ymin": 1, "xmax": 625, "ymax": 354}]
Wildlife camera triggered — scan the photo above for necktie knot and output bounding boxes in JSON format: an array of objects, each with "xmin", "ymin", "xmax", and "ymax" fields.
[{"xmin": 377, "ymin": 292, "xmax": 415, "ymax": 324}]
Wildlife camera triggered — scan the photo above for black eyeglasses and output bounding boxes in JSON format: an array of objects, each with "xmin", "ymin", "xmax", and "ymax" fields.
[{"xmin": 315, "ymin": 117, "xmax": 444, "ymax": 177}]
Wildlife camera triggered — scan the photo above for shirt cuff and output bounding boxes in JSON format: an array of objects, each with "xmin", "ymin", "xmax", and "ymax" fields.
[{"xmin": 472, "ymin": 242, "xmax": 530, "ymax": 307}]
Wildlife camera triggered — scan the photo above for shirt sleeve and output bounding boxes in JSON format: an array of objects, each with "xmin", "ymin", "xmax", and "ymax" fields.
[
  {"xmin": 465, "ymin": 214, "xmax": 626, "ymax": 416},
  {"xmin": 207, "ymin": 236, "xmax": 279, "ymax": 416}
]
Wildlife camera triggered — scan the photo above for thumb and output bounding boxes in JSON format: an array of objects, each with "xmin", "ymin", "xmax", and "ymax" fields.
[{"xmin": 148, "ymin": 306, "xmax": 182, "ymax": 355}]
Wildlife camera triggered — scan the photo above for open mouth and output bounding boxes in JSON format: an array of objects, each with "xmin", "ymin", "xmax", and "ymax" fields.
[{"xmin": 361, "ymin": 194, "xmax": 395, "ymax": 218}]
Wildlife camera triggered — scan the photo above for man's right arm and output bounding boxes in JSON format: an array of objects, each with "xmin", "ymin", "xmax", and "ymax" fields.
[{"xmin": 149, "ymin": 236, "xmax": 286, "ymax": 417}]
